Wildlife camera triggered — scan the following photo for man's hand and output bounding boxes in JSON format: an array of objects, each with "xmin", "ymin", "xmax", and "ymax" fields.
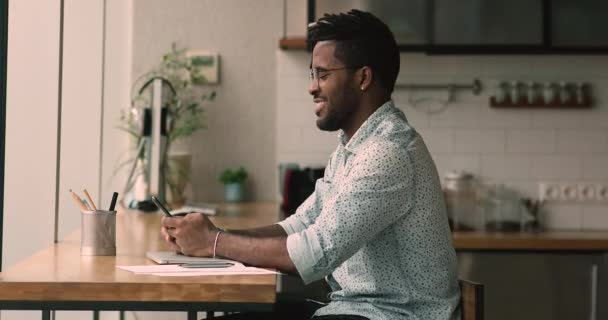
[{"xmin": 160, "ymin": 213, "xmax": 218, "ymax": 256}]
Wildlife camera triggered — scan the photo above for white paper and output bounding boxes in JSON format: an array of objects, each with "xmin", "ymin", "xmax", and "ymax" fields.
[{"xmin": 117, "ymin": 261, "xmax": 278, "ymax": 276}]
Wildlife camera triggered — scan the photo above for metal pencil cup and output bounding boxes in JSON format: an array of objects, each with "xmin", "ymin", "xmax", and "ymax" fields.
[{"xmin": 81, "ymin": 210, "xmax": 116, "ymax": 256}]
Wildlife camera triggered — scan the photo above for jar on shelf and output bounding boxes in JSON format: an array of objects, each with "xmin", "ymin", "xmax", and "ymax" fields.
[
  {"xmin": 559, "ymin": 81, "xmax": 571, "ymax": 104},
  {"xmin": 509, "ymin": 81, "xmax": 521, "ymax": 104},
  {"xmin": 542, "ymin": 82, "xmax": 556, "ymax": 104},
  {"xmin": 527, "ymin": 81, "xmax": 538, "ymax": 104}
]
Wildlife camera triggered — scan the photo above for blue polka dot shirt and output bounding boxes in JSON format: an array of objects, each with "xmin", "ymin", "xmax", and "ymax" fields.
[{"xmin": 278, "ymin": 101, "xmax": 461, "ymax": 320}]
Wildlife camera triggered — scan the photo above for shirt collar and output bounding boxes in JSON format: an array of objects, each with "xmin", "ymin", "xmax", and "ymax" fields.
[{"xmin": 338, "ymin": 100, "xmax": 397, "ymax": 154}]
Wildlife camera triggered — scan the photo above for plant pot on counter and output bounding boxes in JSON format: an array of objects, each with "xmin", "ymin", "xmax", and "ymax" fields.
[{"xmin": 224, "ymin": 183, "xmax": 244, "ymax": 202}]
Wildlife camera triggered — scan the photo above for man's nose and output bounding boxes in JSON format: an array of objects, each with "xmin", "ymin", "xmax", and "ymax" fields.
[{"xmin": 308, "ymin": 79, "xmax": 319, "ymax": 95}]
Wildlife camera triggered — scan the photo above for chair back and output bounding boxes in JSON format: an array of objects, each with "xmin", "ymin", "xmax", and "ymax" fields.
[{"xmin": 459, "ymin": 279, "xmax": 484, "ymax": 320}]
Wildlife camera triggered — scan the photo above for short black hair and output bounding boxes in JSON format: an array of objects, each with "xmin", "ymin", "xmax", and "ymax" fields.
[{"xmin": 307, "ymin": 9, "xmax": 400, "ymax": 94}]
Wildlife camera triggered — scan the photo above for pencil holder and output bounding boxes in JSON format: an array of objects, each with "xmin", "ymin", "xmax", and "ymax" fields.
[{"xmin": 81, "ymin": 210, "xmax": 116, "ymax": 256}]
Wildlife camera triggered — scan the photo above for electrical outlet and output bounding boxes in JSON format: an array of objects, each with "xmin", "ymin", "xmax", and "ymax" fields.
[
  {"xmin": 578, "ymin": 183, "xmax": 596, "ymax": 201},
  {"xmin": 539, "ymin": 182, "xmax": 560, "ymax": 201},
  {"xmin": 560, "ymin": 183, "xmax": 579, "ymax": 201},
  {"xmin": 596, "ymin": 184, "xmax": 608, "ymax": 202}
]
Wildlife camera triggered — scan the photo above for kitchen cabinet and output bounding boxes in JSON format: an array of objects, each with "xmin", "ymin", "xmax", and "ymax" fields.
[
  {"xmin": 551, "ymin": 0, "xmax": 608, "ymax": 47},
  {"xmin": 458, "ymin": 251, "xmax": 607, "ymax": 320},
  {"xmin": 433, "ymin": 0, "xmax": 543, "ymax": 45},
  {"xmin": 281, "ymin": 0, "xmax": 608, "ymax": 53},
  {"xmin": 315, "ymin": 0, "xmax": 429, "ymax": 46}
]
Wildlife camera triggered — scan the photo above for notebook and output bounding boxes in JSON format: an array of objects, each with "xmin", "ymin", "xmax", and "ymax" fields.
[{"xmin": 146, "ymin": 251, "xmax": 232, "ymax": 265}]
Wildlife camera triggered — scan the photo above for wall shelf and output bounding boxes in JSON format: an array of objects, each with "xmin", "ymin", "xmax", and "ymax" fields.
[
  {"xmin": 279, "ymin": 37, "xmax": 307, "ymax": 50},
  {"xmin": 489, "ymin": 97, "xmax": 593, "ymax": 109}
]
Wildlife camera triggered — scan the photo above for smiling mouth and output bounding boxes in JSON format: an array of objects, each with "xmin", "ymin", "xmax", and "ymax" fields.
[{"xmin": 314, "ymin": 99, "xmax": 326, "ymax": 116}]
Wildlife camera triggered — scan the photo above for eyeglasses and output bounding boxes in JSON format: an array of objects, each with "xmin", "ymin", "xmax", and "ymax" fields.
[{"xmin": 309, "ymin": 67, "xmax": 360, "ymax": 87}]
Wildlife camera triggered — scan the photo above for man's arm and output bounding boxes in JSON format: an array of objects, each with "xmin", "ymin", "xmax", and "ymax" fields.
[
  {"xmin": 225, "ymin": 224, "xmax": 287, "ymax": 237},
  {"xmin": 161, "ymin": 214, "xmax": 297, "ymax": 274},
  {"xmin": 214, "ymin": 231, "xmax": 297, "ymax": 274}
]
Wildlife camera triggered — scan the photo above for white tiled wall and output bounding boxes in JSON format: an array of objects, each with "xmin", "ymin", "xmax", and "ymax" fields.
[{"xmin": 276, "ymin": 51, "xmax": 608, "ymax": 230}]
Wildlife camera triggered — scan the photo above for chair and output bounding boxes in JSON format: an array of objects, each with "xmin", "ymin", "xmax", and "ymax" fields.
[{"xmin": 459, "ymin": 279, "xmax": 484, "ymax": 320}]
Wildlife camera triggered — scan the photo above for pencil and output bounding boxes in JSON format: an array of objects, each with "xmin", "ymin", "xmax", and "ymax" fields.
[
  {"xmin": 83, "ymin": 189, "xmax": 98, "ymax": 210},
  {"xmin": 82, "ymin": 199, "xmax": 93, "ymax": 211},
  {"xmin": 108, "ymin": 192, "xmax": 119, "ymax": 211},
  {"xmin": 69, "ymin": 189, "xmax": 88, "ymax": 211}
]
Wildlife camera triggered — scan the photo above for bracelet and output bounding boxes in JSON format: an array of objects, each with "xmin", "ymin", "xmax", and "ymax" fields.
[{"xmin": 212, "ymin": 230, "xmax": 223, "ymax": 258}]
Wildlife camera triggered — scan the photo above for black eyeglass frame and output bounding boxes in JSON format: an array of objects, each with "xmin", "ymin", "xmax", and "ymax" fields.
[{"xmin": 309, "ymin": 66, "xmax": 362, "ymax": 87}]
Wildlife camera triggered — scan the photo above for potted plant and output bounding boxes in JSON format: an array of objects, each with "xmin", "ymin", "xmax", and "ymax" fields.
[{"xmin": 219, "ymin": 167, "xmax": 248, "ymax": 202}]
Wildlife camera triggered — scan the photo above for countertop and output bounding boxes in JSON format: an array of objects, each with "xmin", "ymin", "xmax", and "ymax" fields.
[{"xmin": 452, "ymin": 230, "xmax": 608, "ymax": 251}]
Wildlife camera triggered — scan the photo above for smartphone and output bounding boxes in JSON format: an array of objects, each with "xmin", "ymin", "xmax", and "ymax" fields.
[{"xmin": 151, "ymin": 196, "xmax": 172, "ymax": 217}]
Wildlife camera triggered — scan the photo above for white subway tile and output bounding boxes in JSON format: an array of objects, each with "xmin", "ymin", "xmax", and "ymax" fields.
[
  {"xmin": 541, "ymin": 203, "xmax": 583, "ymax": 230},
  {"xmin": 506, "ymin": 130, "xmax": 556, "ymax": 153},
  {"xmin": 453, "ymin": 129, "xmax": 506, "ymax": 153},
  {"xmin": 433, "ymin": 154, "xmax": 481, "ymax": 178},
  {"xmin": 501, "ymin": 181, "xmax": 538, "ymax": 199},
  {"xmin": 582, "ymin": 204, "xmax": 608, "ymax": 230},
  {"xmin": 429, "ymin": 103, "xmax": 483, "ymax": 128},
  {"xmin": 478, "ymin": 56, "xmax": 534, "ymax": 77},
  {"xmin": 398, "ymin": 54, "xmax": 431, "ymax": 77},
  {"xmin": 426, "ymin": 56, "xmax": 482, "ymax": 77},
  {"xmin": 480, "ymin": 155, "xmax": 531, "ymax": 180},
  {"xmin": 531, "ymin": 109, "xmax": 583, "ymax": 129},
  {"xmin": 580, "ymin": 111, "xmax": 608, "ymax": 128},
  {"xmin": 417, "ymin": 128, "xmax": 454, "ymax": 153},
  {"xmin": 529, "ymin": 155, "xmax": 582, "ymax": 179},
  {"xmin": 556, "ymin": 130, "xmax": 608, "ymax": 154},
  {"xmin": 479, "ymin": 108, "xmax": 532, "ymax": 129},
  {"xmin": 582, "ymin": 156, "xmax": 608, "ymax": 180}
]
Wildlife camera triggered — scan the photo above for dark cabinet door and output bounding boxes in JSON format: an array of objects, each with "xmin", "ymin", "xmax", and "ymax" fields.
[
  {"xmin": 433, "ymin": 0, "xmax": 543, "ymax": 45},
  {"xmin": 315, "ymin": 0, "xmax": 430, "ymax": 46},
  {"xmin": 551, "ymin": 0, "xmax": 608, "ymax": 47},
  {"xmin": 457, "ymin": 252, "xmax": 602, "ymax": 320}
]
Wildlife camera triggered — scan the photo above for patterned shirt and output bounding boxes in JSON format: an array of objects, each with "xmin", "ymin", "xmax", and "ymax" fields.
[{"xmin": 278, "ymin": 100, "xmax": 461, "ymax": 320}]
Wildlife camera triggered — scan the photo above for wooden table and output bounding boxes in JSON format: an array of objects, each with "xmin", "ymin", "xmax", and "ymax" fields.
[{"xmin": 0, "ymin": 202, "xmax": 281, "ymax": 320}]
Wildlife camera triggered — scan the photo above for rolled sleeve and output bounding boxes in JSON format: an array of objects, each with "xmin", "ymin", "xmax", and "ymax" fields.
[{"xmin": 286, "ymin": 230, "xmax": 325, "ymax": 284}]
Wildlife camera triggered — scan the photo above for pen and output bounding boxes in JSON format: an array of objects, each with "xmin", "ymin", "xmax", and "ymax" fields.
[
  {"xmin": 181, "ymin": 262, "xmax": 234, "ymax": 268},
  {"xmin": 151, "ymin": 196, "xmax": 172, "ymax": 217},
  {"xmin": 69, "ymin": 189, "xmax": 88, "ymax": 211},
  {"xmin": 108, "ymin": 192, "xmax": 118, "ymax": 211},
  {"xmin": 83, "ymin": 189, "xmax": 98, "ymax": 210}
]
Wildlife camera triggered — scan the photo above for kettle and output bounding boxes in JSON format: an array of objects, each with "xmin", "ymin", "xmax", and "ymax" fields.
[{"xmin": 483, "ymin": 185, "xmax": 527, "ymax": 232}]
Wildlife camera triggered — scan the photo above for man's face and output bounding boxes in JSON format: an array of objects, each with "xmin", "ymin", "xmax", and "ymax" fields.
[{"xmin": 308, "ymin": 41, "xmax": 359, "ymax": 132}]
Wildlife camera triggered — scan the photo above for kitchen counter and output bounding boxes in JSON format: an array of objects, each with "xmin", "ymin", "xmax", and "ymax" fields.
[{"xmin": 453, "ymin": 230, "xmax": 608, "ymax": 251}]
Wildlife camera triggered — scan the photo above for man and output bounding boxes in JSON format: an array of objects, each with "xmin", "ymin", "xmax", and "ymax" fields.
[{"xmin": 161, "ymin": 9, "xmax": 460, "ymax": 320}]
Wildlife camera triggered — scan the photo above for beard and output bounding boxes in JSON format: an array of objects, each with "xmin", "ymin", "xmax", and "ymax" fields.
[{"xmin": 316, "ymin": 85, "xmax": 358, "ymax": 132}]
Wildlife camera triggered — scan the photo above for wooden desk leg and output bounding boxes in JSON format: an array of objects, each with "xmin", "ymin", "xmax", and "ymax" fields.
[
  {"xmin": 187, "ymin": 311, "xmax": 198, "ymax": 320},
  {"xmin": 41, "ymin": 310, "xmax": 51, "ymax": 320},
  {"xmin": 93, "ymin": 310, "xmax": 100, "ymax": 320}
]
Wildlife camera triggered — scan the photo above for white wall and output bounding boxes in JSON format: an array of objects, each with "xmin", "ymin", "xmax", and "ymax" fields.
[
  {"xmin": 277, "ymin": 51, "xmax": 608, "ymax": 230},
  {"xmin": 131, "ymin": 0, "xmax": 283, "ymax": 202},
  {"xmin": 4, "ymin": 0, "xmax": 61, "ymax": 319},
  {"xmin": 4, "ymin": 0, "xmax": 130, "ymax": 319}
]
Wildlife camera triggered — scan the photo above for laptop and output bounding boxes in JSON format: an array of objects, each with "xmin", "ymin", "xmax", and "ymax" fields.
[{"xmin": 146, "ymin": 251, "xmax": 233, "ymax": 265}]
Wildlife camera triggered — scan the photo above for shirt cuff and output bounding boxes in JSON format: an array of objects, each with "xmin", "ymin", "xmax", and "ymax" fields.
[
  {"xmin": 277, "ymin": 216, "xmax": 308, "ymax": 235},
  {"xmin": 286, "ymin": 230, "xmax": 325, "ymax": 284}
]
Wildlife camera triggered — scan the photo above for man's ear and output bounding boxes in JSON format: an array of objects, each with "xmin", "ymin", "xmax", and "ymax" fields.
[{"xmin": 358, "ymin": 66, "xmax": 373, "ymax": 91}]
